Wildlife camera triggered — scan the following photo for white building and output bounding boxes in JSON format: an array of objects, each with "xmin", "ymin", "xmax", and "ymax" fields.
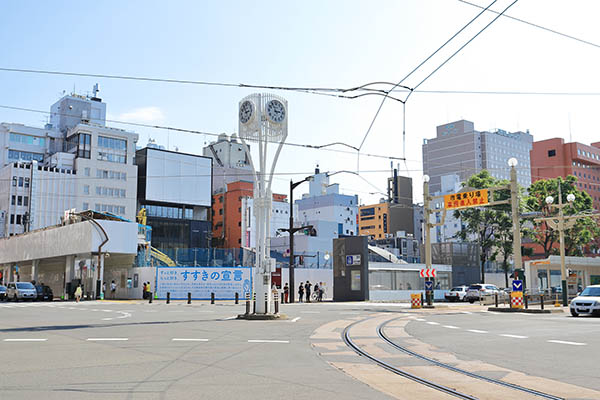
[
  {"xmin": 202, "ymin": 133, "xmax": 253, "ymax": 193},
  {"xmin": 0, "ymin": 90, "xmax": 138, "ymax": 237},
  {"xmin": 240, "ymin": 196, "xmax": 295, "ymax": 248}
]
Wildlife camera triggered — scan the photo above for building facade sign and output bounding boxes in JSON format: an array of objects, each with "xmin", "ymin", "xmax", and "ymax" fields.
[{"xmin": 444, "ymin": 190, "xmax": 489, "ymax": 210}]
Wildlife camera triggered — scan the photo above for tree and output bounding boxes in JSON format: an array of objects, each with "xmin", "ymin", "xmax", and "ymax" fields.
[
  {"xmin": 523, "ymin": 176, "xmax": 599, "ymax": 257},
  {"xmin": 453, "ymin": 170, "xmax": 511, "ymax": 283}
]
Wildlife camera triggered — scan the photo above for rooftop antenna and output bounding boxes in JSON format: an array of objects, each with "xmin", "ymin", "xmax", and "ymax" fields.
[{"xmin": 93, "ymin": 83, "xmax": 99, "ymax": 98}]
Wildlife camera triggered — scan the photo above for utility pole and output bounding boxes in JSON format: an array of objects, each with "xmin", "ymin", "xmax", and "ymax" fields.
[{"xmin": 509, "ymin": 158, "xmax": 522, "ymax": 274}]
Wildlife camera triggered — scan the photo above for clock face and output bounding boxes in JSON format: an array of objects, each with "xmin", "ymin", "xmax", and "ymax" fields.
[
  {"xmin": 266, "ymin": 100, "xmax": 286, "ymax": 123},
  {"xmin": 239, "ymin": 100, "xmax": 254, "ymax": 124}
]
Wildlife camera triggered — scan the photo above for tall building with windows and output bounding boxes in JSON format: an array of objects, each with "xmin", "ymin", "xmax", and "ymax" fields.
[
  {"xmin": 531, "ymin": 138, "xmax": 600, "ymax": 211},
  {"xmin": 0, "ymin": 89, "xmax": 138, "ymax": 237},
  {"xmin": 423, "ymin": 120, "xmax": 533, "ymax": 193}
]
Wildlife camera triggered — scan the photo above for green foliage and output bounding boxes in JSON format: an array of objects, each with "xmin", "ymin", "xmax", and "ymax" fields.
[{"xmin": 523, "ymin": 175, "xmax": 599, "ymax": 257}]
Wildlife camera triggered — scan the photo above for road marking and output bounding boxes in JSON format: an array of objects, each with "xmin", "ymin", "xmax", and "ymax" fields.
[
  {"xmin": 3, "ymin": 338, "xmax": 48, "ymax": 342},
  {"xmin": 443, "ymin": 325, "xmax": 460, "ymax": 329},
  {"xmin": 500, "ymin": 334, "xmax": 528, "ymax": 339},
  {"xmin": 248, "ymin": 340, "xmax": 289, "ymax": 343},
  {"xmin": 467, "ymin": 329, "xmax": 488, "ymax": 334},
  {"xmin": 547, "ymin": 340, "xmax": 586, "ymax": 346},
  {"xmin": 415, "ymin": 318, "xmax": 426, "ymax": 322},
  {"xmin": 426, "ymin": 321, "xmax": 440, "ymax": 325},
  {"xmin": 86, "ymin": 338, "xmax": 128, "ymax": 341},
  {"xmin": 172, "ymin": 338, "xmax": 209, "ymax": 342},
  {"xmin": 290, "ymin": 317, "xmax": 301, "ymax": 322},
  {"xmin": 460, "ymin": 311, "xmax": 473, "ymax": 314},
  {"xmin": 223, "ymin": 316, "xmax": 237, "ymax": 320},
  {"xmin": 101, "ymin": 318, "xmax": 113, "ymax": 321}
]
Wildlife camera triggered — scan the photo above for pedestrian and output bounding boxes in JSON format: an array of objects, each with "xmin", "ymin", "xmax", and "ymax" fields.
[
  {"xmin": 314, "ymin": 282, "xmax": 319, "ymax": 302},
  {"xmin": 110, "ymin": 280, "xmax": 117, "ymax": 299},
  {"xmin": 74, "ymin": 284, "xmax": 82, "ymax": 303},
  {"xmin": 142, "ymin": 282, "xmax": 147, "ymax": 299},
  {"xmin": 298, "ymin": 282, "xmax": 304, "ymax": 303},
  {"xmin": 305, "ymin": 281, "xmax": 312, "ymax": 303},
  {"xmin": 318, "ymin": 282, "xmax": 324, "ymax": 301},
  {"xmin": 283, "ymin": 283, "xmax": 289, "ymax": 303},
  {"xmin": 146, "ymin": 282, "xmax": 151, "ymax": 298}
]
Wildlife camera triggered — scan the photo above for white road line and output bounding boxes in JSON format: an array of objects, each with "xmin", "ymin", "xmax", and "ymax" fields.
[
  {"xmin": 223, "ymin": 316, "xmax": 237, "ymax": 320},
  {"xmin": 172, "ymin": 338, "xmax": 209, "ymax": 342},
  {"xmin": 3, "ymin": 338, "xmax": 48, "ymax": 342},
  {"xmin": 86, "ymin": 338, "xmax": 128, "ymax": 341},
  {"xmin": 460, "ymin": 311, "xmax": 473, "ymax": 314},
  {"xmin": 414, "ymin": 318, "xmax": 426, "ymax": 322},
  {"xmin": 547, "ymin": 340, "xmax": 586, "ymax": 346},
  {"xmin": 248, "ymin": 340, "xmax": 289, "ymax": 343},
  {"xmin": 290, "ymin": 317, "xmax": 301, "ymax": 322},
  {"xmin": 467, "ymin": 329, "xmax": 488, "ymax": 334},
  {"xmin": 426, "ymin": 321, "xmax": 440, "ymax": 325},
  {"xmin": 500, "ymin": 334, "xmax": 528, "ymax": 339},
  {"xmin": 443, "ymin": 325, "xmax": 460, "ymax": 329},
  {"xmin": 101, "ymin": 318, "xmax": 113, "ymax": 321}
]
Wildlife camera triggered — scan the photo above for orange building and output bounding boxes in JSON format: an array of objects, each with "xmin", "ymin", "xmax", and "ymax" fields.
[
  {"xmin": 212, "ymin": 180, "xmax": 287, "ymax": 248},
  {"xmin": 358, "ymin": 202, "xmax": 390, "ymax": 239}
]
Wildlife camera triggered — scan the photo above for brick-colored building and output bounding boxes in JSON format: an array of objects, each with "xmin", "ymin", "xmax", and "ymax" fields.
[
  {"xmin": 358, "ymin": 202, "xmax": 390, "ymax": 239},
  {"xmin": 531, "ymin": 138, "xmax": 600, "ymax": 210},
  {"xmin": 212, "ymin": 180, "xmax": 288, "ymax": 248}
]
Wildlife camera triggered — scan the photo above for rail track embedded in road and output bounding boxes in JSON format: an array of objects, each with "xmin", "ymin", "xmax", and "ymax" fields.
[{"xmin": 377, "ymin": 318, "xmax": 564, "ymax": 400}]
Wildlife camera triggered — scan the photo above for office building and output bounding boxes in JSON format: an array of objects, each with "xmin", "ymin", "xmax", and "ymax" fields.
[
  {"xmin": 203, "ymin": 134, "xmax": 253, "ymax": 193},
  {"xmin": 531, "ymin": 138, "xmax": 600, "ymax": 210},
  {"xmin": 423, "ymin": 120, "xmax": 533, "ymax": 193}
]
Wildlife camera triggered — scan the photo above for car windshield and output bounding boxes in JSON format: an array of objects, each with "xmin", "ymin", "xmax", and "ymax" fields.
[
  {"xmin": 0, "ymin": 286, "xmax": 6, "ymax": 291},
  {"xmin": 468, "ymin": 285, "xmax": 482, "ymax": 290},
  {"xmin": 451, "ymin": 287, "xmax": 463, "ymax": 292},
  {"xmin": 16, "ymin": 282, "xmax": 35, "ymax": 289},
  {"xmin": 580, "ymin": 287, "xmax": 600, "ymax": 297}
]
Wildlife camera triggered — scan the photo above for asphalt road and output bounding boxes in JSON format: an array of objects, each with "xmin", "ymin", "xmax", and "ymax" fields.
[{"xmin": 1, "ymin": 300, "xmax": 597, "ymax": 399}]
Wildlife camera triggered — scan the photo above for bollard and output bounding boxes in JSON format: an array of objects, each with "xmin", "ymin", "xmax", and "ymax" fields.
[
  {"xmin": 495, "ymin": 293, "xmax": 498, "ymax": 308},
  {"xmin": 245, "ymin": 293, "xmax": 250, "ymax": 315},
  {"xmin": 540, "ymin": 293, "xmax": 544, "ymax": 310},
  {"xmin": 149, "ymin": 292, "xmax": 153, "ymax": 303},
  {"xmin": 187, "ymin": 292, "xmax": 191, "ymax": 304},
  {"xmin": 253, "ymin": 292, "xmax": 256, "ymax": 313},
  {"xmin": 235, "ymin": 292, "xmax": 239, "ymax": 305},
  {"xmin": 166, "ymin": 292, "xmax": 170, "ymax": 304},
  {"xmin": 524, "ymin": 294, "xmax": 529, "ymax": 309},
  {"xmin": 420, "ymin": 292, "xmax": 424, "ymax": 306},
  {"xmin": 211, "ymin": 292, "xmax": 215, "ymax": 304},
  {"xmin": 274, "ymin": 292, "xmax": 279, "ymax": 314},
  {"xmin": 264, "ymin": 293, "xmax": 268, "ymax": 313}
]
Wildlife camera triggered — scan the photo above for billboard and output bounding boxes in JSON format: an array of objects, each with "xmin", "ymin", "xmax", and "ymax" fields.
[
  {"xmin": 444, "ymin": 189, "xmax": 489, "ymax": 210},
  {"xmin": 145, "ymin": 148, "xmax": 211, "ymax": 206},
  {"xmin": 156, "ymin": 266, "xmax": 252, "ymax": 300}
]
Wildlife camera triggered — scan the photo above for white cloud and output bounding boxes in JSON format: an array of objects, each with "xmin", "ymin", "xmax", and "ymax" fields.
[{"xmin": 115, "ymin": 106, "xmax": 165, "ymax": 124}]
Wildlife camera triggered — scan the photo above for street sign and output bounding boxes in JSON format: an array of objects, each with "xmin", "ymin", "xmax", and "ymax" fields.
[
  {"xmin": 346, "ymin": 255, "xmax": 361, "ymax": 266},
  {"xmin": 425, "ymin": 281, "xmax": 433, "ymax": 291},
  {"xmin": 419, "ymin": 268, "xmax": 436, "ymax": 278},
  {"xmin": 512, "ymin": 280, "xmax": 523, "ymax": 292},
  {"xmin": 444, "ymin": 189, "xmax": 489, "ymax": 210}
]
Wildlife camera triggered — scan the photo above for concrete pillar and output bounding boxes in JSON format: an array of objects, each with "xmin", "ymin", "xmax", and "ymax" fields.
[
  {"xmin": 64, "ymin": 255, "xmax": 74, "ymax": 299},
  {"xmin": 31, "ymin": 260, "xmax": 39, "ymax": 284}
]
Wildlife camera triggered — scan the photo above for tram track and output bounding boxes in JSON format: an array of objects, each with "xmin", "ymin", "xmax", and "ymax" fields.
[{"xmin": 342, "ymin": 316, "xmax": 565, "ymax": 400}]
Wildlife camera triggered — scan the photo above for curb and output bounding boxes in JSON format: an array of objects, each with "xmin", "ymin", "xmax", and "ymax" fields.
[{"xmin": 487, "ymin": 307, "xmax": 564, "ymax": 314}]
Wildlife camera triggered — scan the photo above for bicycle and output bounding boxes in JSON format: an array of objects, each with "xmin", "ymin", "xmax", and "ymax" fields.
[{"xmin": 311, "ymin": 287, "xmax": 326, "ymax": 302}]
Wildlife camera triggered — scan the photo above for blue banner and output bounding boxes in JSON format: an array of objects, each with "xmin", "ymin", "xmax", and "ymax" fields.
[{"xmin": 156, "ymin": 266, "xmax": 252, "ymax": 300}]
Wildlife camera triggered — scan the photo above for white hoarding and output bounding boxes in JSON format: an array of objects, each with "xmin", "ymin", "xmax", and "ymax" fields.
[
  {"xmin": 145, "ymin": 148, "xmax": 211, "ymax": 206},
  {"xmin": 156, "ymin": 266, "xmax": 252, "ymax": 300}
]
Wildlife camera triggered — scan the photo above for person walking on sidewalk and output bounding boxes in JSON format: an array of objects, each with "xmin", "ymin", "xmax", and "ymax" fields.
[
  {"xmin": 283, "ymin": 283, "xmax": 289, "ymax": 303},
  {"xmin": 142, "ymin": 282, "xmax": 148, "ymax": 299},
  {"xmin": 298, "ymin": 282, "xmax": 304, "ymax": 303},
  {"xmin": 110, "ymin": 280, "xmax": 117, "ymax": 299},
  {"xmin": 305, "ymin": 281, "xmax": 312, "ymax": 303},
  {"xmin": 74, "ymin": 284, "xmax": 82, "ymax": 303}
]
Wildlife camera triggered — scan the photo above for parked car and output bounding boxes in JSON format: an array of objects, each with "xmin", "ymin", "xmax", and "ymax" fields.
[
  {"xmin": 465, "ymin": 284, "xmax": 503, "ymax": 303},
  {"xmin": 6, "ymin": 282, "xmax": 37, "ymax": 301},
  {"xmin": 35, "ymin": 285, "xmax": 53, "ymax": 301},
  {"xmin": 445, "ymin": 286, "xmax": 469, "ymax": 302},
  {"xmin": 0, "ymin": 285, "xmax": 6, "ymax": 301},
  {"xmin": 569, "ymin": 285, "xmax": 600, "ymax": 317}
]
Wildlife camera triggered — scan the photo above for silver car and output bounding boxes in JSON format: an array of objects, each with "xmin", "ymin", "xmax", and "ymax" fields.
[
  {"xmin": 570, "ymin": 285, "xmax": 600, "ymax": 317},
  {"xmin": 6, "ymin": 282, "xmax": 37, "ymax": 301},
  {"xmin": 465, "ymin": 284, "xmax": 503, "ymax": 303}
]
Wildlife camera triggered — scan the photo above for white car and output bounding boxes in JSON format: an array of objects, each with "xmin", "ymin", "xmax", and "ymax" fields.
[
  {"xmin": 6, "ymin": 282, "xmax": 37, "ymax": 301},
  {"xmin": 445, "ymin": 286, "xmax": 468, "ymax": 302},
  {"xmin": 570, "ymin": 285, "xmax": 600, "ymax": 317},
  {"xmin": 465, "ymin": 284, "xmax": 503, "ymax": 303}
]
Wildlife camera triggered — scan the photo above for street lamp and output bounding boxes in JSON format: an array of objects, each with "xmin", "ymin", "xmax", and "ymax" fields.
[
  {"xmin": 508, "ymin": 158, "xmax": 523, "ymax": 281},
  {"xmin": 422, "ymin": 174, "xmax": 433, "ymax": 305},
  {"xmin": 543, "ymin": 185, "xmax": 575, "ymax": 306}
]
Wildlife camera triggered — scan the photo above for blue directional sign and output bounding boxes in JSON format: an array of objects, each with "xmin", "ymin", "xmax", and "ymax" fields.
[
  {"xmin": 346, "ymin": 255, "xmax": 361, "ymax": 266},
  {"xmin": 425, "ymin": 281, "xmax": 433, "ymax": 291},
  {"xmin": 512, "ymin": 280, "xmax": 523, "ymax": 292}
]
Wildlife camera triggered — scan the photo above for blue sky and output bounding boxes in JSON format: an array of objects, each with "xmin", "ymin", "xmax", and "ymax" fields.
[{"xmin": 2, "ymin": 1, "xmax": 600, "ymax": 203}]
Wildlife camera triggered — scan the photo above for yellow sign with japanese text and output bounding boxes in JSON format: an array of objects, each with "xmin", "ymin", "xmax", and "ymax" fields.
[{"xmin": 444, "ymin": 190, "xmax": 489, "ymax": 210}]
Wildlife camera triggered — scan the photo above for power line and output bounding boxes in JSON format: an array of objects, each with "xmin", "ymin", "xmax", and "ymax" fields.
[
  {"xmin": 357, "ymin": 0, "xmax": 500, "ymax": 151},
  {"xmin": 458, "ymin": 0, "xmax": 600, "ymax": 50}
]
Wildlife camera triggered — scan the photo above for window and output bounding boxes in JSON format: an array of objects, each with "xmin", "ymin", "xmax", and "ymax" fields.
[
  {"xmin": 219, "ymin": 209, "xmax": 223, "ymax": 215},
  {"xmin": 120, "ymin": 189, "xmax": 126, "ymax": 198},
  {"xmin": 96, "ymin": 187, "xmax": 102, "ymax": 195},
  {"xmin": 24, "ymin": 178, "xmax": 29, "ymax": 188},
  {"xmin": 12, "ymin": 177, "xmax": 17, "ymax": 186},
  {"xmin": 83, "ymin": 185, "xmax": 89, "ymax": 195},
  {"xmin": 10, "ymin": 214, "xmax": 14, "ymax": 224},
  {"xmin": 17, "ymin": 196, "xmax": 22, "ymax": 206},
  {"xmin": 84, "ymin": 167, "xmax": 90, "ymax": 176},
  {"xmin": 121, "ymin": 172, "xmax": 126, "ymax": 181},
  {"xmin": 548, "ymin": 149, "xmax": 556, "ymax": 157},
  {"xmin": 83, "ymin": 202, "xmax": 89, "ymax": 210},
  {"xmin": 23, "ymin": 196, "xmax": 28, "ymax": 207},
  {"xmin": 16, "ymin": 214, "xmax": 21, "ymax": 225},
  {"xmin": 18, "ymin": 177, "xmax": 23, "ymax": 187}
]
